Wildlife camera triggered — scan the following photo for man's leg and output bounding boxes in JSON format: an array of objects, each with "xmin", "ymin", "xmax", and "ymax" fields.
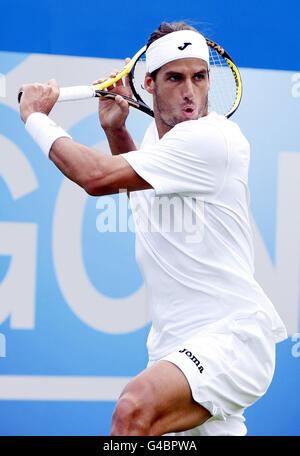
[{"xmin": 110, "ymin": 360, "xmax": 211, "ymax": 436}]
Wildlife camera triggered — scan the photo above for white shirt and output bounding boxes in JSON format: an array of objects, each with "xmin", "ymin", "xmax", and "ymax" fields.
[{"xmin": 122, "ymin": 112, "xmax": 287, "ymax": 361}]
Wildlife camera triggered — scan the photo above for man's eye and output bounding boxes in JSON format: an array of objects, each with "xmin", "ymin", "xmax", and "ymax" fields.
[
  {"xmin": 195, "ymin": 74, "xmax": 205, "ymax": 80},
  {"xmin": 169, "ymin": 74, "xmax": 181, "ymax": 81}
]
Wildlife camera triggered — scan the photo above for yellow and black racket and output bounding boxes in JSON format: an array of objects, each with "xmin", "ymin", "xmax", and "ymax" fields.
[
  {"xmin": 206, "ymin": 39, "xmax": 242, "ymax": 118},
  {"xmin": 18, "ymin": 39, "xmax": 242, "ymax": 118}
]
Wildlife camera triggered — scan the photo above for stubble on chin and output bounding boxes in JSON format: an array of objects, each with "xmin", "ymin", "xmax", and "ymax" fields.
[{"xmin": 154, "ymin": 92, "xmax": 208, "ymax": 129}]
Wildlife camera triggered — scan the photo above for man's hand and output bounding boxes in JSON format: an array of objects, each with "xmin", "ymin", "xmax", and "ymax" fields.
[
  {"xmin": 19, "ymin": 79, "xmax": 60, "ymax": 123},
  {"xmin": 93, "ymin": 59, "xmax": 133, "ymax": 132}
]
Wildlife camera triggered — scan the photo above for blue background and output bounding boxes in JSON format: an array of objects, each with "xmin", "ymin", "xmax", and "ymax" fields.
[
  {"xmin": 0, "ymin": 0, "xmax": 299, "ymax": 437},
  {"xmin": 0, "ymin": 0, "xmax": 299, "ymax": 72}
]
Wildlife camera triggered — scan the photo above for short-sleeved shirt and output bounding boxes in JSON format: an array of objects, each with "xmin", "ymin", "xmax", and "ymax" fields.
[{"xmin": 122, "ymin": 112, "xmax": 287, "ymax": 361}]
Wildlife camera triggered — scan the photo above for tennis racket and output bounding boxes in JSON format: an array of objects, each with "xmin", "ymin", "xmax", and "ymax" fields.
[{"xmin": 18, "ymin": 39, "xmax": 242, "ymax": 118}]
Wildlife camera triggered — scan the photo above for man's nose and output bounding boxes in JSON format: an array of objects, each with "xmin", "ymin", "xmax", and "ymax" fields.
[{"xmin": 182, "ymin": 78, "xmax": 194, "ymax": 99}]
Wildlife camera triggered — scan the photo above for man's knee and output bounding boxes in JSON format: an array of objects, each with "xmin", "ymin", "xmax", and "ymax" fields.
[
  {"xmin": 111, "ymin": 393, "xmax": 150, "ymax": 436},
  {"xmin": 111, "ymin": 379, "xmax": 157, "ymax": 436}
]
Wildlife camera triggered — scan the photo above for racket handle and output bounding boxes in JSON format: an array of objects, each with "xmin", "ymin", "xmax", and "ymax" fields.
[
  {"xmin": 18, "ymin": 85, "xmax": 96, "ymax": 104},
  {"xmin": 58, "ymin": 86, "xmax": 95, "ymax": 102}
]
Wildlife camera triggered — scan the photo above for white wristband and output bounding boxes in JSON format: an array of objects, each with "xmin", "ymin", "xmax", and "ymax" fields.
[{"xmin": 25, "ymin": 112, "xmax": 72, "ymax": 157}]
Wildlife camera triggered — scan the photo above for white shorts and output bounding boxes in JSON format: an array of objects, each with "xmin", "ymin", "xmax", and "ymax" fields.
[{"xmin": 148, "ymin": 313, "xmax": 276, "ymax": 436}]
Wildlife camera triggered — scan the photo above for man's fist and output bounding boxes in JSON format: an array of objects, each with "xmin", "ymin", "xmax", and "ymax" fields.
[{"xmin": 19, "ymin": 79, "xmax": 60, "ymax": 123}]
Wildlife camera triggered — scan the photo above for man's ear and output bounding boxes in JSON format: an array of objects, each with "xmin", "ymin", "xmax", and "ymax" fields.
[{"xmin": 144, "ymin": 73, "xmax": 155, "ymax": 94}]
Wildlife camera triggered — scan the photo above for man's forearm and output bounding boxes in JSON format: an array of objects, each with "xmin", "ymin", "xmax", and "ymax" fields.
[
  {"xmin": 49, "ymin": 137, "xmax": 107, "ymax": 192},
  {"xmin": 104, "ymin": 126, "xmax": 136, "ymax": 155},
  {"xmin": 48, "ymin": 136, "xmax": 148, "ymax": 197}
]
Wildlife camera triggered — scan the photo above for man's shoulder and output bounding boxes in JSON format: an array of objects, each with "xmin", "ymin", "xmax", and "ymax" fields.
[
  {"xmin": 170, "ymin": 112, "xmax": 232, "ymax": 135},
  {"xmin": 197, "ymin": 112, "xmax": 240, "ymax": 132},
  {"xmin": 201, "ymin": 112, "xmax": 249, "ymax": 147},
  {"xmin": 165, "ymin": 112, "xmax": 229, "ymax": 146},
  {"xmin": 166, "ymin": 113, "xmax": 249, "ymax": 159}
]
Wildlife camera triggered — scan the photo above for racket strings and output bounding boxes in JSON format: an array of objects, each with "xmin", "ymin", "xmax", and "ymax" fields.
[{"xmin": 208, "ymin": 48, "xmax": 238, "ymax": 116}]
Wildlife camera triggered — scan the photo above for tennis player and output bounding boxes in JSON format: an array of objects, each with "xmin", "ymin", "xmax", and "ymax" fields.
[{"xmin": 19, "ymin": 22, "xmax": 287, "ymax": 436}]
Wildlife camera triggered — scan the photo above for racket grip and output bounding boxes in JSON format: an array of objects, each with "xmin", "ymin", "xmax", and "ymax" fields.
[
  {"xmin": 58, "ymin": 86, "xmax": 95, "ymax": 102},
  {"xmin": 18, "ymin": 85, "xmax": 96, "ymax": 104}
]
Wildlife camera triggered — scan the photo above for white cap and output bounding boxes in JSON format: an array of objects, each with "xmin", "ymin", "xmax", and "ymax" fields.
[{"xmin": 146, "ymin": 30, "xmax": 209, "ymax": 73}]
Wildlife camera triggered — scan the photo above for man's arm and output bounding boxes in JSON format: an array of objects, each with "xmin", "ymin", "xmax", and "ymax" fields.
[
  {"xmin": 104, "ymin": 123, "xmax": 136, "ymax": 156},
  {"xmin": 95, "ymin": 65, "xmax": 137, "ymax": 155},
  {"xmin": 19, "ymin": 79, "xmax": 152, "ymax": 196},
  {"xmin": 49, "ymin": 136, "xmax": 151, "ymax": 196}
]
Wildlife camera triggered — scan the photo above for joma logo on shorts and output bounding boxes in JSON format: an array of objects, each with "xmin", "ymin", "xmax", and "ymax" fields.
[{"xmin": 179, "ymin": 348, "xmax": 204, "ymax": 373}]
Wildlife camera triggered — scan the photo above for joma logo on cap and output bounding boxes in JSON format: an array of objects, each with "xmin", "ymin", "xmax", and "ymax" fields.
[{"xmin": 178, "ymin": 42, "xmax": 192, "ymax": 51}]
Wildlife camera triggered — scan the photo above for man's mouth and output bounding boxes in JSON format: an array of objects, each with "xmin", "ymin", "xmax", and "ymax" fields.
[{"xmin": 182, "ymin": 106, "xmax": 195, "ymax": 114}]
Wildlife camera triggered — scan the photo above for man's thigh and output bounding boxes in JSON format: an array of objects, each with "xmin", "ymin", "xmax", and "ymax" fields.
[{"xmin": 111, "ymin": 360, "xmax": 211, "ymax": 436}]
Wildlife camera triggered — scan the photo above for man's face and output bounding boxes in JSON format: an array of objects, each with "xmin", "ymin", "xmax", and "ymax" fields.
[{"xmin": 146, "ymin": 58, "xmax": 210, "ymax": 137}]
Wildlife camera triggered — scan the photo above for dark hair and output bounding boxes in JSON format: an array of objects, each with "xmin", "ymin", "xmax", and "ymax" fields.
[{"xmin": 146, "ymin": 22, "xmax": 200, "ymax": 80}]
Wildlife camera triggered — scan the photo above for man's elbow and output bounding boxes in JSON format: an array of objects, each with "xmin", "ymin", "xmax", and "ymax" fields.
[
  {"xmin": 83, "ymin": 177, "xmax": 120, "ymax": 197},
  {"xmin": 83, "ymin": 179, "xmax": 103, "ymax": 196},
  {"xmin": 82, "ymin": 155, "xmax": 122, "ymax": 196}
]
